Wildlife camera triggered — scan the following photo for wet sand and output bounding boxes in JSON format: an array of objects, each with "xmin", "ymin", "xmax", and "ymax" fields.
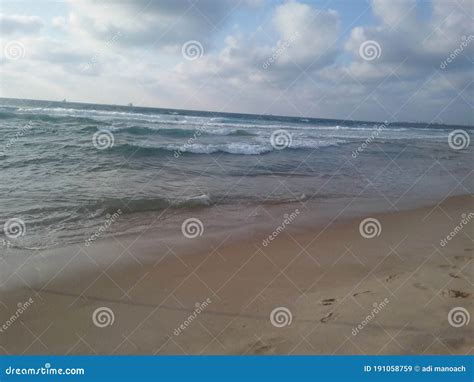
[{"xmin": 1, "ymin": 195, "xmax": 472, "ymax": 355}]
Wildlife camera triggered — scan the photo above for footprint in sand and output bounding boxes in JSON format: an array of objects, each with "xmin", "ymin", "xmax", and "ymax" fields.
[
  {"xmin": 413, "ymin": 282, "xmax": 428, "ymax": 291},
  {"xmin": 438, "ymin": 264, "xmax": 457, "ymax": 269},
  {"xmin": 442, "ymin": 289, "xmax": 471, "ymax": 298},
  {"xmin": 247, "ymin": 338, "xmax": 280, "ymax": 355},
  {"xmin": 320, "ymin": 312, "xmax": 337, "ymax": 323},
  {"xmin": 385, "ymin": 273, "xmax": 402, "ymax": 282},
  {"xmin": 449, "ymin": 272, "xmax": 461, "ymax": 279},
  {"xmin": 320, "ymin": 298, "xmax": 336, "ymax": 306},
  {"xmin": 353, "ymin": 291, "xmax": 371, "ymax": 297},
  {"xmin": 251, "ymin": 342, "xmax": 274, "ymax": 355},
  {"xmin": 455, "ymin": 255, "xmax": 472, "ymax": 261}
]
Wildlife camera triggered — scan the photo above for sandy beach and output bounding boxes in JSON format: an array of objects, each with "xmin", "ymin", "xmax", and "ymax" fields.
[
  {"xmin": 2, "ymin": 4, "xmax": 474, "ymax": 381},
  {"xmin": 1, "ymin": 195, "xmax": 472, "ymax": 355}
]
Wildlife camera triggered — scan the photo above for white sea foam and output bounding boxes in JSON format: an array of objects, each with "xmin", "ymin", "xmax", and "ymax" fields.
[
  {"xmin": 16, "ymin": 106, "xmax": 452, "ymax": 141},
  {"xmin": 170, "ymin": 143, "xmax": 272, "ymax": 155}
]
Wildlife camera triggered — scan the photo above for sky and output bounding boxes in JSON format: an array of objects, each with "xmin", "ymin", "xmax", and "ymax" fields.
[{"xmin": 0, "ymin": 0, "xmax": 473, "ymax": 125}]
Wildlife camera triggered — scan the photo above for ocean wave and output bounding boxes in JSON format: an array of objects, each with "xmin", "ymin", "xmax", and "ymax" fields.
[
  {"xmin": 109, "ymin": 143, "xmax": 273, "ymax": 156},
  {"xmin": 107, "ymin": 125, "xmax": 257, "ymax": 137},
  {"xmin": 178, "ymin": 143, "xmax": 272, "ymax": 155},
  {"xmin": 106, "ymin": 139, "xmax": 344, "ymax": 157},
  {"xmin": 9, "ymin": 107, "xmax": 464, "ymax": 139},
  {"xmin": 7, "ymin": 110, "xmax": 107, "ymax": 125},
  {"xmin": 8, "ymin": 193, "xmax": 317, "ymax": 237},
  {"xmin": 10, "ymin": 106, "xmax": 459, "ymax": 134},
  {"xmin": 10, "ymin": 106, "xmax": 358, "ymax": 131},
  {"xmin": 0, "ymin": 111, "xmax": 17, "ymax": 119},
  {"xmin": 83, "ymin": 194, "xmax": 213, "ymax": 216}
]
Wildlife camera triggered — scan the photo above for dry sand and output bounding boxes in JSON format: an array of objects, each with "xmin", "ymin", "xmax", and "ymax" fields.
[{"xmin": 1, "ymin": 195, "xmax": 472, "ymax": 355}]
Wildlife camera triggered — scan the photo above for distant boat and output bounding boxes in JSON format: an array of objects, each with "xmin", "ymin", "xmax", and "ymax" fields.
[
  {"xmin": 62, "ymin": 99, "xmax": 67, "ymax": 103},
  {"xmin": 128, "ymin": 103, "xmax": 133, "ymax": 107}
]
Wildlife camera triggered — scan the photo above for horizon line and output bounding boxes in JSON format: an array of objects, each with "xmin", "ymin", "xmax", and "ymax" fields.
[{"xmin": 0, "ymin": 96, "xmax": 472, "ymax": 128}]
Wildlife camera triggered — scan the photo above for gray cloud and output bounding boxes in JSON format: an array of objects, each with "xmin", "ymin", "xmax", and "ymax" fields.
[
  {"xmin": 0, "ymin": 0, "xmax": 472, "ymax": 125},
  {"xmin": 0, "ymin": 14, "xmax": 43, "ymax": 35},
  {"xmin": 66, "ymin": 0, "xmax": 245, "ymax": 48}
]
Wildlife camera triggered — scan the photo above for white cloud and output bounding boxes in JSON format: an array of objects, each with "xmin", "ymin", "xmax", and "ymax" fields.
[
  {"xmin": 0, "ymin": 0, "xmax": 472, "ymax": 125},
  {"xmin": 64, "ymin": 0, "xmax": 241, "ymax": 48},
  {"xmin": 424, "ymin": 0, "xmax": 473, "ymax": 54},
  {"xmin": 0, "ymin": 14, "xmax": 43, "ymax": 35},
  {"xmin": 272, "ymin": 2, "xmax": 340, "ymax": 68},
  {"xmin": 371, "ymin": 0, "xmax": 417, "ymax": 29}
]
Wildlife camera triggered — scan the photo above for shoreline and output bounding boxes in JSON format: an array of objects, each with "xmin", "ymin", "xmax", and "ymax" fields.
[
  {"xmin": 1, "ymin": 195, "xmax": 472, "ymax": 354},
  {"xmin": 5, "ymin": 189, "xmax": 470, "ymax": 259}
]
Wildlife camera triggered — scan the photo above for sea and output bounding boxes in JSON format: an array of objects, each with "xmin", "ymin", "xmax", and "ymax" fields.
[{"xmin": 0, "ymin": 98, "xmax": 472, "ymax": 250}]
